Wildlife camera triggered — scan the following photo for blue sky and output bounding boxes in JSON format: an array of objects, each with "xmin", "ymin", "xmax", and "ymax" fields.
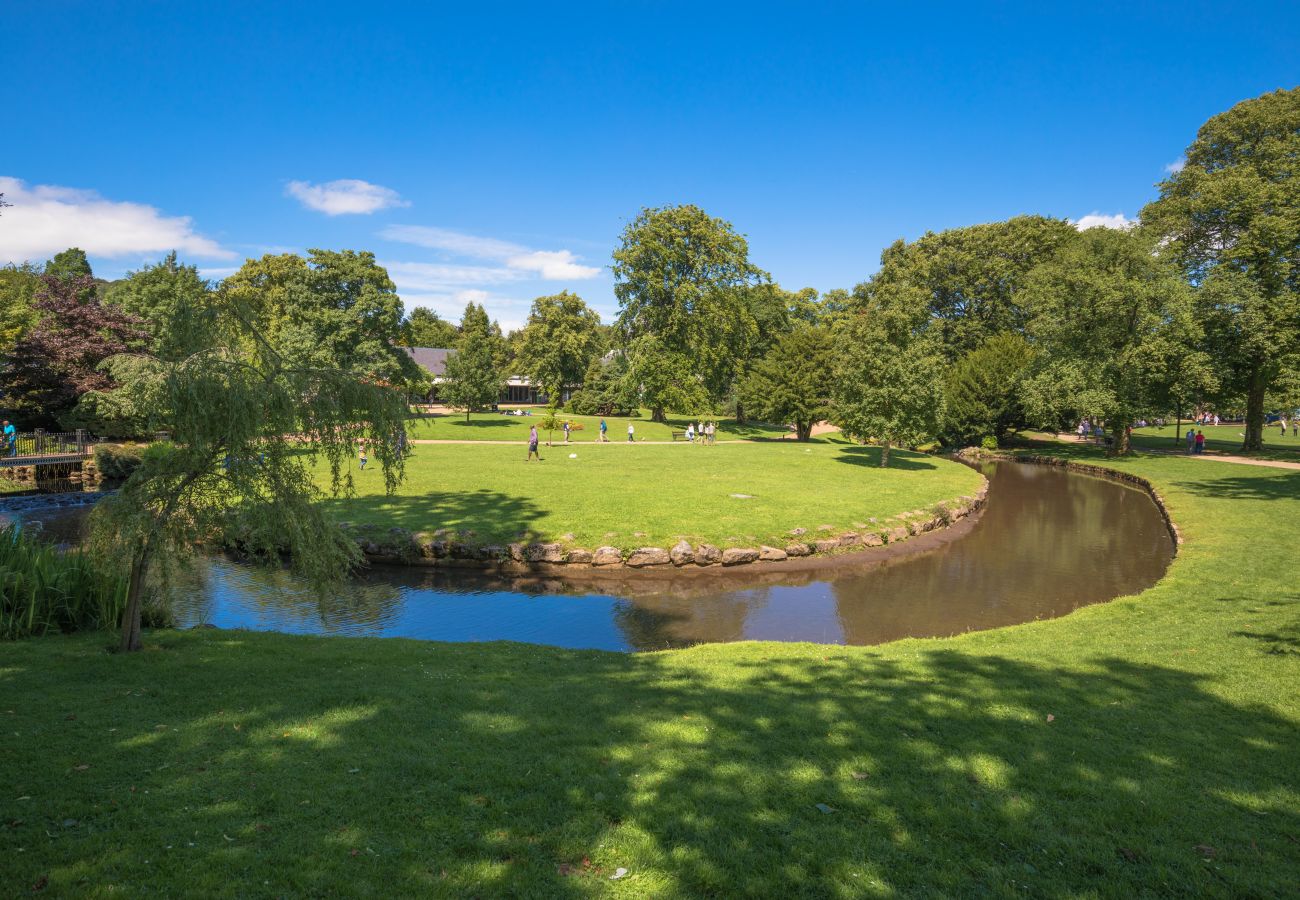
[{"xmin": 2, "ymin": 1, "xmax": 1297, "ymax": 330}]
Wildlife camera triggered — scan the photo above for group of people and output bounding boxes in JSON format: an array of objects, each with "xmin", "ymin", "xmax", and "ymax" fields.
[
  {"xmin": 2, "ymin": 419, "xmax": 15, "ymax": 457},
  {"xmin": 1185, "ymin": 428, "xmax": 1207, "ymax": 453},
  {"xmin": 684, "ymin": 421, "xmax": 717, "ymax": 444},
  {"xmin": 524, "ymin": 417, "xmax": 720, "ymax": 460}
]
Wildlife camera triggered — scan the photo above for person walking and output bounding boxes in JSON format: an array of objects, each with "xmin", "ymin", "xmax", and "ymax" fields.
[
  {"xmin": 358, "ymin": 440, "xmax": 368, "ymax": 471},
  {"xmin": 1, "ymin": 420, "xmax": 15, "ymax": 457},
  {"xmin": 563, "ymin": 420, "xmax": 571, "ymax": 443},
  {"xmin": 1185, "ymin": 427, "xmax": 1195, "ymax": 454},
  {"xmin": 526, "ymin": 424, "xmax": 541, "ymax": 461},
  {"xmin": 706, "ymin": 421, "xmax": 715, "ymax": 445},
  {"xmin": 627, "ymin": 422, "xmax": 635, "ymax": 442},
  {"xmin": 599, "ymin": 418, "xmax": 608, "ymax": 442},
  {"xmin": 685, "ymin": 423, "xmax": 695, "ymax": 443},
  {"xmin": 1195, "ymin": 430, "xmax": 1206, "ymax": 454}
]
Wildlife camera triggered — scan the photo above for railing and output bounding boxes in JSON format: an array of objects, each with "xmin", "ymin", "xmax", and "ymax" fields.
[{"xmin": 1, "ymin": 429, "xmax": 96, "ymax": 462}]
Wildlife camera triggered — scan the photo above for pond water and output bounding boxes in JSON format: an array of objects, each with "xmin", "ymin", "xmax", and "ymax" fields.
[{"xmin": 2, "ymin": 460, "xmax": 1174, "ymax": 651}]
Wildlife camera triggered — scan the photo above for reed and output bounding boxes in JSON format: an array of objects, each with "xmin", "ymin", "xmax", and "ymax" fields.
[{"xmin": 0, "ymin": 524, "xmax": 133, "ymax": 639}]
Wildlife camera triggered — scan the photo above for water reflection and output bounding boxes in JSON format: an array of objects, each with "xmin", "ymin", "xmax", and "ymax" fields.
[{"xmin": 154, "ymin": 460, "xmax": 1173, "ymax": 651}]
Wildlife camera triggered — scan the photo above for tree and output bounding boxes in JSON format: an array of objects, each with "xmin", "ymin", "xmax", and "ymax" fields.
[
  {"xmin": 44, "ymin": 247, "xmax": 93, "ymax": 282},
  {"xmin": 85, "ymin": 288, "xmax": 407, "ymax": 652},
  {"xmin": 832, "ymin": 303, "xmax": 945, "ymax": 467},
  {"xmin": 1142, "ymin": 88, "xmax": 1300, "ymax": 451},
  {"xmin": 515, "ymin": 291, "xmax": 603, "ymax": 402},
  {"xmin": 942, "ymin": 332, "xmax": 1036, "ymax": 445},
  {"xmin": 612, "ymin": 205, "xmax": 766, "ymax": 420},
  {"xmin": 0, "ymin": 263, "xmax": 41, "ymax": 360},
  {"xmin": 867, "ymin": 216, "xmax": 1076, "ymax": 360},
  {"xmin": 1022, "ymin": 227, "xmax": 1204, "ymax": 454},
  {"xmin": 399, "ymin": 306, "xmax": 459, "ymax": 348},
  {"xmin": 737, "ymin": 325, "xmax": 836, "ymax": 440},
  {"xmin": 621, "ymin": 334, "xmax": 709, "ymax": 419},
  {"xmin": 4, "ymin": 274, "xmax": 149, "ymax": 426},
  {"xmin": 569, "ymin": 354, "xmax": 637, "ymax": 416},
  {"xmin": 106, "ymin": 252, "xmax": 214, "ymax": 359},
  {"xmin": 441, "ymin": 303, "xmax": 504, "ymax": 420}
]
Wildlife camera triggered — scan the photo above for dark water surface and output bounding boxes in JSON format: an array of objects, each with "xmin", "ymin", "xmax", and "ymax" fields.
[{"xmin": 2, "ymin": 461, "xmax": 1174, "ymax": 651}]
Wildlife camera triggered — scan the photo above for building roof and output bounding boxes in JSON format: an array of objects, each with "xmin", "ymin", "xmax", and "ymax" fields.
[{"xmin": 402, "ymin": 347, "xmax": 453, "ymax": 377}]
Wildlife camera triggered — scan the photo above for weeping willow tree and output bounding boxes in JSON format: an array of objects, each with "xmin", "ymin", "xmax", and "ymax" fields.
[{"xmin": 84, "ymin": 283, "xmax": 408, "ymax": 652}]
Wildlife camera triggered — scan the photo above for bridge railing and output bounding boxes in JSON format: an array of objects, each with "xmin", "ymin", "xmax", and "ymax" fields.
[{"xmin": 1, "ymin": 429, "xmax": 96, "ymax": 460}]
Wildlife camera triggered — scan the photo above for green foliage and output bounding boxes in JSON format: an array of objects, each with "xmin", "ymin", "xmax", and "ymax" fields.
[
  {"xmin": 622, "ymin": 334, "xmax": 709, "ymax": 418},
  {"xmin": 867, "ymin": 215, "xmax": 1076, "ymax": 359},
  {"xmin": 93, "ymin": 443, "xmax": 145, "ymax": 479},
  {"xmin": 979, "ymin": 434, "xmax": 999, "ymax": 450},
  {"xmin": 105, "ymin": 252, "xmax": 213, "ymax": 359},
  {"xmin": 1022, "ymin": 227, "xmax": 1203, "ymax": 453},
  {"xmin": 0, "ymin": 262, "xmax": 41, "ymax": 360},
  {"xmin": 737, "ymin": 324, "xmax": 836, "ymax": 440},
  {"xmin": 44, "ymin": 247, "xmax": 93, "ymax": 281},
  {"xmin": 613, "ymin": 205, "xmax": 767, "ymax": 416},
  {"xmin": 398, "ymin": 306, "xmax": 459, "ymax": 348},
  {"xmin": 516, "ymin": 291, "xmax": 603, "ymax": 400},
  {"xmin": 1142, "ymin": 87, "xmax": 1300, "ymax": 450},
  {"xmin": 0, "ymin": 524, "xmax": 134, "ymax": 639},
  {"xmin": 832, "ymin": 288, "xmax": 946, "ymax": 466},
  {"xmin": 943, "ymin": 333, "xmax": 1036, "ymax": 445},
  {"xmin": 568, "ymin": 355, "xmax": 637, "ymax": 416},
  {"xmin": 441, "ymin": 302, "xmax": 505, "ymax": 419}
]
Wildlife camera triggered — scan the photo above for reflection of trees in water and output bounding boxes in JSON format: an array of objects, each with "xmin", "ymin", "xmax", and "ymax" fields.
[
  {"xmin": 612, "ymin": 588, "xmax": 769, "ymax": 651},
  {"xmin": 833, "ymin": 462, "xmax": 1173, "ymax": 645}
]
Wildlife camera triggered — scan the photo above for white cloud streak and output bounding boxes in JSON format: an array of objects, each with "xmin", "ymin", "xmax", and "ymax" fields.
[
  {"xmin": 0, "ymin": 176, "xmax": 234, "ymax": 262},
  {"xmin": 380, "ymin": 224, "xmax": 600, "ymax": 280},
  {"xmin": 1164, "ymin": 158, "xmax": 1186, "ymax": 174},
  {"xmin": 285, "ymin": 179, "xmax": 408, "ymax": 215},
  {"xmin": 1072, "ymin": 212, "xmax": 1135, "ymax": 231}
]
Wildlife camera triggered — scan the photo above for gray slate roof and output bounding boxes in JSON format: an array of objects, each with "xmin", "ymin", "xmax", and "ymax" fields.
[{"xmin": 402, "ymin": 347, "xmax": 454, "ymax": 377}]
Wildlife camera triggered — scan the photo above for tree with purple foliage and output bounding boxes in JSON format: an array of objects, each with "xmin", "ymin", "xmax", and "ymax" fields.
[{"xmin": 4, "ymin": 274, "xmax": 149, "ymax": 427}]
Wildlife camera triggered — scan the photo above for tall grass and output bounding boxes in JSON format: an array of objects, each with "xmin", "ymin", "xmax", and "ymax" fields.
[{"xmin": 0, "ymin": 524, "xmax": 132, "ymax": 639}]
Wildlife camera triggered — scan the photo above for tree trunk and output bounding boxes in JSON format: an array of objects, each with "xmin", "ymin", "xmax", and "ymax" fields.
[
  {"xmin": 651, "ymin": 406, "xmax": 666, "ymax": 424},
  {"xmin": 1174, "ymin": 408, "xmax": 1181, "ymax": 446},
  {"xmin": 734, "ymin": 401, "xmax": 746, "ymax": 425},
  {"xmin": 465, "ymin": 409, "xmax": 470, "ymax": 422},
  {"xmin": 880, "ymin": 440, "xmax": 891, "ymax": 468},
  {"xmin": 796, "ymin": 420, "xmax": 812, "ymax": 441},
  {"xmin": 1113, "ymin": 419, "xmax": 1131, "ymax": 455},
  {"xmin": 119, "ymin": 547, "xmax": 149, "ymax": 653},
  {"xmin": 1243, "ymin": 370, "xmax": 1265, "ymax": 451}
]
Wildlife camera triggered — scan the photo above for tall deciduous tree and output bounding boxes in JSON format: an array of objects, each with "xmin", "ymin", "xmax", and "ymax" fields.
[
  {"xmin": 1022, "ymin": 227, "xmax": 1204, "ymax": 454},
  {"xmin": 399, "ymin": 307, "xmax": 459, "ymax": 348},
  {"xmin": 942, "ymin": 332, "xmax": 1036, "ymax": 445},
  {"xmin": 441, "ymin": 303, "xmax": 504, "ymax": 420},
  {"xmin": 106, "ymin": 252, "xmax": 214, "ymax": 359},
  {"xmin": 516, "ymin": 292, "xmax": 603, "ymax": 402},
  {"xmin": 867, "ymin": 216, "xmax": 1076, "ymax": 359},
  {"xmin": 612, "ymin": 205, "xmax": 766, "ymax": 420},
  {"xmin": 737, "ymin": 324, "xmax": 836, "ymax": 440},
  {"xmin": 832, "ymin": 285, "xmax": 945, "ymax": 467},
  {"xmin": 0, "ymin": 263, "xmax": 41, "ymax": 361},
  {"xmin": 5, "ymin": 274, "xmax": 148, "ymax": 426},
  {"xmin": 44, "ymin": 247, "xmax": 93, "ymax": 282},
  {"xmin": 86, "ymin": 288, "xmax": 407, "ymax": 652},
  {"xmin": 1142, "ymin": 88, "xmax": 1300, "ymax": 451}
]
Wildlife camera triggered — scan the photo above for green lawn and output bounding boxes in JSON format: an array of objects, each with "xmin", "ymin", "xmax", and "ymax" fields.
[
  {"xmin": 322, "ymin": 440, "xmax": 983, "ymax": 551},
  {"xmin": 406, "ymin": 409, "xmax": 793, "ymax": 443},
  {"xmin": 1131, "ymin": 422, "xmax": 1300, "ymax": 460},
  {"xmin": 3, "ymin": 447, "xmax": 1299, "ymax": 895},
  {"xmin": 0, "ymin": 478, "xmax": 28, "ymax": 494}
]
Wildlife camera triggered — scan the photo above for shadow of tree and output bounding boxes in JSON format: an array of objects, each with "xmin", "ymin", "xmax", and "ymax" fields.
[
  {"xmin": 832, "ymin": 445, "xmax": 939, "ymax": 471},
  {"xmin": 7, "ymin": 636, "xmax": 1297, "ymax": 894},
  {"xmin": 318, "ymin": 489, "xmax": 546, "ymax": 544},
  {"xmin": 1170, "ymin": 470, "xmax": 1300, "ymax": 501}
]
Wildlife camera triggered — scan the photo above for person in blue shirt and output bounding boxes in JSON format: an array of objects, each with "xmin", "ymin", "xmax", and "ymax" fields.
[
  {"xmin": 599, "ymin": 418, "xmax": 608, "ymax": 442},
  {"xmin": 2, "ymin": 420, "xmax": 15, "ymax": 457}
]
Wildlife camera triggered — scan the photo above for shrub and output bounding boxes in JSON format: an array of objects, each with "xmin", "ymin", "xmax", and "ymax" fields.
[
  {"xmin": 94, "ymin": 443, "xmax": 145, "ymax": 479},
  {"xmin": 980, "ymin": 435, "xmax": 999, "ymax": 450}
]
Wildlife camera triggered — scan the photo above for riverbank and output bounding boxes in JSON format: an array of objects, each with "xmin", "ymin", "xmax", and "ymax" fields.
[{"xmin": 4, "ymin": 445, "xmax": 1298, "ymax": 895}]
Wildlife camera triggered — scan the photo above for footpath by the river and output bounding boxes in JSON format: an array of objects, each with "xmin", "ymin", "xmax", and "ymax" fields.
[{"xmin": 1051, "ymin": 433, "xmax": 1300, "ymax": 471}]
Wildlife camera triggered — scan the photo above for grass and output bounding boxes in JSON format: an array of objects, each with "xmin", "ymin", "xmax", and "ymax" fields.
[
  {"xmin": 0, "ymin": 477, "xmax": 29, "ymax": 494},
  {"xmin": 1130, "ymin": 422, "xmax": 1300, "ymax": 461},
  {"xmin": 3, "ymin": 447, "xmax": 1299, "ymax": 895},
  {"xmin": 321, "ymin": 440, "xmax": 983, "ymax": 550},
  {"xmin": 405, "ymin": 409, "xmax": 794, "ymax": 443},
  {"xmin": 0, "ymin": 524, "xmax": 129, "ymax": 639}
]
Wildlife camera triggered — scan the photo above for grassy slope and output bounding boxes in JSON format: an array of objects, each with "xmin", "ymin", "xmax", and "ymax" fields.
[
  {"xmin": 0, "ymin": 478, "xmax": 27, "ymax": 494},
  {"xmin": 406, "ymin": 410, "xmax": 792, "ymax": 443},
  {"xmin": 1131, "ymin": 422, "xmax": 1300, "ymax": 461},
  {"xmin": 3, "ymin": 446, "xmax": 1298, "ymax": 896},
  {"xmin": 323, "ymin": 441, "xmax": 982, "ymax": 551}
]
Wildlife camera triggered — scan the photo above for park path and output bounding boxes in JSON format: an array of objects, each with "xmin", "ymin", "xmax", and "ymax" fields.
[
  {"xmin": 408, "ymin": 439, "xmax": 754, "ymax": 445},
  {"xmin": 1052, "ymin": 433, "xmax": 1300, "ymax": 471}
]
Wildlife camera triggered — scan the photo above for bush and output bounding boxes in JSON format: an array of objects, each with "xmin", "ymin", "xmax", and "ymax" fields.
[
  {"xmin": 94, "ymin": 443, "xmax": 145, "ymax": 479},
  {"xmin": 0, "ymin": 525, "xmax": 136, "ymax": 639},
  {"xmin": 980, "ymin": 435, "xmax": 999, "ymax": 450}
]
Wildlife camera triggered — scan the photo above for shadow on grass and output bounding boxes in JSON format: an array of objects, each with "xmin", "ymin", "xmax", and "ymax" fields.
[
  {"xmin": 8, "ymin": 638, "xmax": 1298, "ymax": 894},
  {"xmin": 1169, "ymin": 470, "xmax": 1300, "ymax": 502},
  {"xmin": 320, "ymin": 488, "xmax": 546, "ymax": 544},
  {"xmin": 832, "ymin": 445, "xmax": 939, "ymax": 471}
]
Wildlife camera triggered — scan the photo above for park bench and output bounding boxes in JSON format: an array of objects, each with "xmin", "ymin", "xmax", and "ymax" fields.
[{"xmin": 671, "ymin": 430, "xmax": 687, "ymax": 441}]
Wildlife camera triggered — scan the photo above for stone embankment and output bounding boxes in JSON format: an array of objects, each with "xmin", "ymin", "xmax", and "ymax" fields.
[{"xmin": 347, "ymin": 475, "xmax": 990, "ymax": 571}]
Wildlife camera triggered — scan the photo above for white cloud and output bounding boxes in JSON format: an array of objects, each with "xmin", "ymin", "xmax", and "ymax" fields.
[
  {"xmin": 401, "ymin": 290, "xmax": 531, "ymax": 332},
  {"xmin": 285, "ymin": 179, "xmax": 408, "ymax": 216},
  {"xmin": 1164, "ymin": 158, "xmax": 1186, "ymax": 174},
  {"xmin": 380, "ymin": 224, "xmax": 600, "ymax": 280},
  {"xmin": 1072, "ymin": 212, "xmax": 1135, "ymax": 231},
  {"xmin": 0, "ymin": 176, "xmax": 234, "ymax": 262}
]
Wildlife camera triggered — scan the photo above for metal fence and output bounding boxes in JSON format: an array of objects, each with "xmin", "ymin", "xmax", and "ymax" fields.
[{"xmin": 1, "ymin": 429, "xmax": 96, "ymax": 461}]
